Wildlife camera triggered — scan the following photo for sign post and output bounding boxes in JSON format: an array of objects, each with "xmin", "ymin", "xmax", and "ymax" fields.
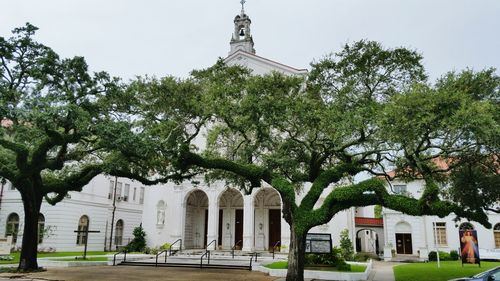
[{"xmin": 74, "ymin": 229, "xmax": 101, "ymax": 259}]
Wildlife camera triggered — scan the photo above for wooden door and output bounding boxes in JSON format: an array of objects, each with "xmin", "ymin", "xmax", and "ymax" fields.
[
  {"xmin": 404, "ymin": 234, "xmax": 412, "ymax": 254},
  {"xmin": 396, "ymin": 233, "xmax": 412, "ymax": 254},
  {"xmin": 204, "ymin": 209, "xmax": 208, "ymax": 247},
  {"xmin": 268, "ymin": 209, "xmax": 281, "ymax": 251},
  {"xmin": 218, "ymin": 209, "xmax": 223, "ymax": 248},
  {"xmin": 235, "ymin": 209, "xmax": 243, "ymax": 248}
]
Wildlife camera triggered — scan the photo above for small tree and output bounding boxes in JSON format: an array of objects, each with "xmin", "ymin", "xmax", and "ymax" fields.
[
  {"xmin": 339, "ymin": 229, "xmax": 354, "ymax": 261},
  {"xmin": 126, "ymin": 225, "xmax": 146, "ymax": 252}
]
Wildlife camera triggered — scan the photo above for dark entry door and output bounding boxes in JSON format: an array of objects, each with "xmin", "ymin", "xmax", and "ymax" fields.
[
  {"xmin": 218, "ymin": 209, "xmax": 223, "ymax": 248},
  {"xmin": 235, "ymin": 209, "xmax": 243, "ymax": 248},
  {"xmin": 395, "ymin": 233, "xmax": 412, "ymax": 254},
  {"xmin": 204, "ymin": 209, "xmax": 208, "ymax": 247},
  {"xmin": 268, "ymin": 209, "xmax": 281, "ymax": 251}
]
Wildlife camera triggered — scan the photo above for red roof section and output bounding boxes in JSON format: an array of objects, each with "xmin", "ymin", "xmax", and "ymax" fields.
[
  {"xmin": 379, "ymin": 157, "xmax": 453, "ymax": 179},
  {"xmin": 355, "ymin": 217, "xmax": 384, "ymax": 227}
]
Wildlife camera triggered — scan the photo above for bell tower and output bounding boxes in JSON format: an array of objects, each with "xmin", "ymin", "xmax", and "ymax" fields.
[{"xmin": 229, "ymin": 0, "xmax": 256, "ymax": 55}]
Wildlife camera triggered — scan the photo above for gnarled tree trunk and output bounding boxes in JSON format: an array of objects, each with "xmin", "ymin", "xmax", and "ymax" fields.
[
  {"xmin": 18, "ymin": 188, "xmax": 42, "ymax": 271},
  {"xmin": 286, "ymin": 225, "xmax": 306, "ymax": 281}
]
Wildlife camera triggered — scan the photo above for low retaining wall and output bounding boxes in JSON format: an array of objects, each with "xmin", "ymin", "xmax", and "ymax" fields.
[{"xmin": 255, "ymin": 260, "xmax": 372, "ymax": 281}]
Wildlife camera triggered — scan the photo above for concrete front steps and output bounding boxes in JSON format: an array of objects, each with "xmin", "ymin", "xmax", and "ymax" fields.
[{"xmin": 114, "ymin": 250, "xmax": 287, "ymax": 271}]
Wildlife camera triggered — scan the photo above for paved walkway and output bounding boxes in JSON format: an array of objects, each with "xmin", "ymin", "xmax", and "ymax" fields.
[
  {"xmin": 0, "ymin": 265, "xmax": 276, "ymax": 281},
  {"xmin": 0, "ymin": 261, "xmax": 399, "ymax": 281},
  {"xmin": 368, "ymin": 260, "xmax": 397, "ymax": 281}
]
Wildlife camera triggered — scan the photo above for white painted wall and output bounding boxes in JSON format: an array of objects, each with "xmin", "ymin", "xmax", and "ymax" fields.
[{"xmin": 0, "ymin": 175, "xmax": 144, "ymax": 252}]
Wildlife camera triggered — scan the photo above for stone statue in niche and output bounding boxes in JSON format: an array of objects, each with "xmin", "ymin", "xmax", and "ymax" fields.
[{"xmin": 157, "ymin": 209, "xmax": 165, "ymax": 225}]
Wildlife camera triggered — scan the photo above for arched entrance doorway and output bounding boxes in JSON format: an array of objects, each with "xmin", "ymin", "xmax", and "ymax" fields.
[
  {"xmin": 356, "ymin": 228, "xmax": 380, "ymax": 254},
  {"xmin": 218, "ymin": 188, "xmax": 244, "ymax": 250},
  {"xmin": 395, "ymin": 221, "xmax": 413, "ymax": 255},
  {"xmin": 184, "ymin": 190, "xmax": 209, "ymax": 249},
  {"xmin": 254, "ymin": 188, "xmax": 281, "ymax": 251}
]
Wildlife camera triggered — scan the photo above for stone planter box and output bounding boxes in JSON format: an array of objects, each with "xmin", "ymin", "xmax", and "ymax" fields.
[{"xmin": 255, "ymin": 260, "xmax": 372, "ymax": 281}]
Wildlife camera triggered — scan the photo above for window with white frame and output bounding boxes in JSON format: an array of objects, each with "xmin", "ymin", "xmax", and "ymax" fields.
[
  {"xmin": 139, "ymin": 187, "xmax": 145, "ymax": 204},
  {"xmin": 494, "ymin": 223, "xmax": 500, "ymax": 248},
  {"xmin": 124, "ymin": 184, "xmax": 130, "ymax": 202},
  {"xmin": 76, "ymin": 215, "xmax": 89, "ymax": 245},
  {"xmin": 433, "ymin": 222, "xmax": 447, "ymax": 246},
  {"xmin": 38, "ymin": 214, "xmax": 45, "ymax": 244},
  {"xmin": 393, "ymin": 185, "xmax": 407, "ymax": 195},
  {"xmin": 115, "ymin": 219, "xmax": 124, "ymax": 246},
  {"xmin": 108, "ymin": 180, "xmax": 114, "ymax": 199},
  {"xmin": 459, "ymin": 222, "xmax": 474, "ymax": 231},
  {"xmin": 116, "ymin": 182, "xmax": 122, "ymax": 200},
  {"xmin": 6, "ymin": 213, "xmax": 19, "ymax": 243}
]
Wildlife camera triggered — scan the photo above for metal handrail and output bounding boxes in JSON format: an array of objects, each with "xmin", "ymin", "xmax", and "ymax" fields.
[
  {"xmin": 169, "ymin": 239, "xmax": 183, "ymax": 257},
  {"xmin": 155, "ymin": 249, "xmax": 168, "ymax": 267},
  {"xmin": 272, "ymin": 240, "xmax": 281, "ymax": 259},
  {"xmin": 154, "ymin": 239, "xmax": 183, "ymax": 266},
  {"xmin": 231, "ymin": 240, "xmax": 242, "ymax": 259},
  {"xmin": 205, "ymin": 239, "xmax": 216, "ymax": 250},
  {"xmin": 249, "ymin": 255, "xmax": 254, "ymax": 271},
  {"xmin": 112, "ymin": 249, "xmax": 127, "ymax": 266},
  {"xmin": 200, "ymin": 250, "xmax": 211, "ymax": 268}
]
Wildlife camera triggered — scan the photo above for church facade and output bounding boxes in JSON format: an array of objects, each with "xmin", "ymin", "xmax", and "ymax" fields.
[{"xmin": 0, "ymin": 6, "xmax": 498, "ymax": 261}]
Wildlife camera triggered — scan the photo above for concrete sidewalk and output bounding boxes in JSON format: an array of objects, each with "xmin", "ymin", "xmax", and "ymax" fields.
[{"xmin": 368, "ymin": 260, "xmax": 397, "ymax": 281}]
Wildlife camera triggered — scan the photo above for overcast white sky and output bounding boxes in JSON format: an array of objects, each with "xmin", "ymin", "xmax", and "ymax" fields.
[{"xmin": 2, "ymin": 0, "xmax": 499, "ymax": 81}]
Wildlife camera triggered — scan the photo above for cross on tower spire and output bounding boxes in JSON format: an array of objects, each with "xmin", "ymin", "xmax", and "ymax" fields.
[{"xmin": 240, "ymin": 0, "xmax": 246, "ymax": 14}]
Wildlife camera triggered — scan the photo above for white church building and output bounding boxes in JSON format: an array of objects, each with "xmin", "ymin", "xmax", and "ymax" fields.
[
  {"xmin": 140, "ymin": 6, "xmax": 500, "ymax": 260},
  {"xmin": 0, "ymin": 5, "xmax": 499, "ymax": 261}
]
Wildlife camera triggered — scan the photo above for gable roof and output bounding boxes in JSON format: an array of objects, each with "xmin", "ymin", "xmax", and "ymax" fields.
[{"xmin": 224, "ymin": 49, "xmax": 308, "ymax": 76}]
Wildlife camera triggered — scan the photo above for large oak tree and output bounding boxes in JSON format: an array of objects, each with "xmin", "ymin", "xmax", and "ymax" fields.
[
  {"xmin": 0, "ymin": 24, "xmax": 182, "ymax": 270},
  {"xmin": 137, "ymin": 41, "xmax": 496, "ymax": 281}
]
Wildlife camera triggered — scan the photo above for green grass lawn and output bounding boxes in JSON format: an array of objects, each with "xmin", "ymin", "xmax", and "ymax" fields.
[
  {"xmin": 0, "ymin": 251, "xmax": 115, "ymax": 264},
  {"xmin": 394, "ymin": 261, "xmax": 500, "ymax": 281},
  {"xmin": 264, "ymin": 261, "xmax": 366, "ymax": 272}
]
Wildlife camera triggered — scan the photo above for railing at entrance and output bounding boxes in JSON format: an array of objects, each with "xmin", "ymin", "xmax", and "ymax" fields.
[
  {"xmin": 169, "ymin": 239, "xmax": 182, "ymax": 256},
  {"xmin": 155, "ymin": 239, "xmax": 183, "ymax": 266},
  {"xmin": 200, "ymin": 239, "xmax": 216, "ymax": 269},
  {"xmin": 231, "ymin": 240, "xmax": 242, "ymax": 259},
  {"xmin": 200, "ymin": 250, "xmax": 211, "ymax": 268},
  {"xmin": 272, "ymin": 240, "xmax": 281, "ymax": 259},
  {"xmin": 113, "ymin": 249, "xmax": 127, "ymax": 266},
  {"xmin": 206, "ymin": 239, "xmax": 216, "ymax": 250}
]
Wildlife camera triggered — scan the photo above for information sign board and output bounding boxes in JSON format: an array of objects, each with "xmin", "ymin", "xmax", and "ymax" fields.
[{"xmin": 305, "ymin": 233, "xmax": 332, "ymax": 254}]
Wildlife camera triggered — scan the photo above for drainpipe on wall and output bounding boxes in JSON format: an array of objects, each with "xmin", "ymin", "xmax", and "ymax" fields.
[
  {"xmin": 109, "ymin": 176, "xmax": 118, "ymax": 251},
  {"xmin": 0, "ymin": 178, "xmax": 5, "ymax": 211}
]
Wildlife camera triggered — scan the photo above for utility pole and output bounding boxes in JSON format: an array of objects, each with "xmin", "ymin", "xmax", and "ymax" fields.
[{"xmin": 109, "ymin": 176, "xmax": 118, "ymax": 251}]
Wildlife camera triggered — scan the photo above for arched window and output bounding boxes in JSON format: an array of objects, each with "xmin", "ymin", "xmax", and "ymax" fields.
[
  {"xmin": 115, "ymin": 220, "xmax": 124, "ymax": 246},
  {"xmin": 5, "ymin": 213, "xmax": 19, "ymax": 243},
  {"xmin": 76, "ymin": 215, "xmax": 89, "ymax": 245},
  {"xmin": 494, "ymin": 223, "xmax": 500, "ymax": 248},
  {"xmin": 459, "ymin": 222, "xmax": 475, "ymax": 231},
  {"xmin": 38, "ymin": 214, "xmax": 45, "ymax": 244}
]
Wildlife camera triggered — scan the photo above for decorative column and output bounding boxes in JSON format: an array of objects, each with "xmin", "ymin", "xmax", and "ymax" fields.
[
  {"xmin": 242, "ymin": 194, "xmax": 255, "ymax": 251},
  {"xmin": 206, "ymin": 192, "xmax": 218, "ymax": 250}
]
